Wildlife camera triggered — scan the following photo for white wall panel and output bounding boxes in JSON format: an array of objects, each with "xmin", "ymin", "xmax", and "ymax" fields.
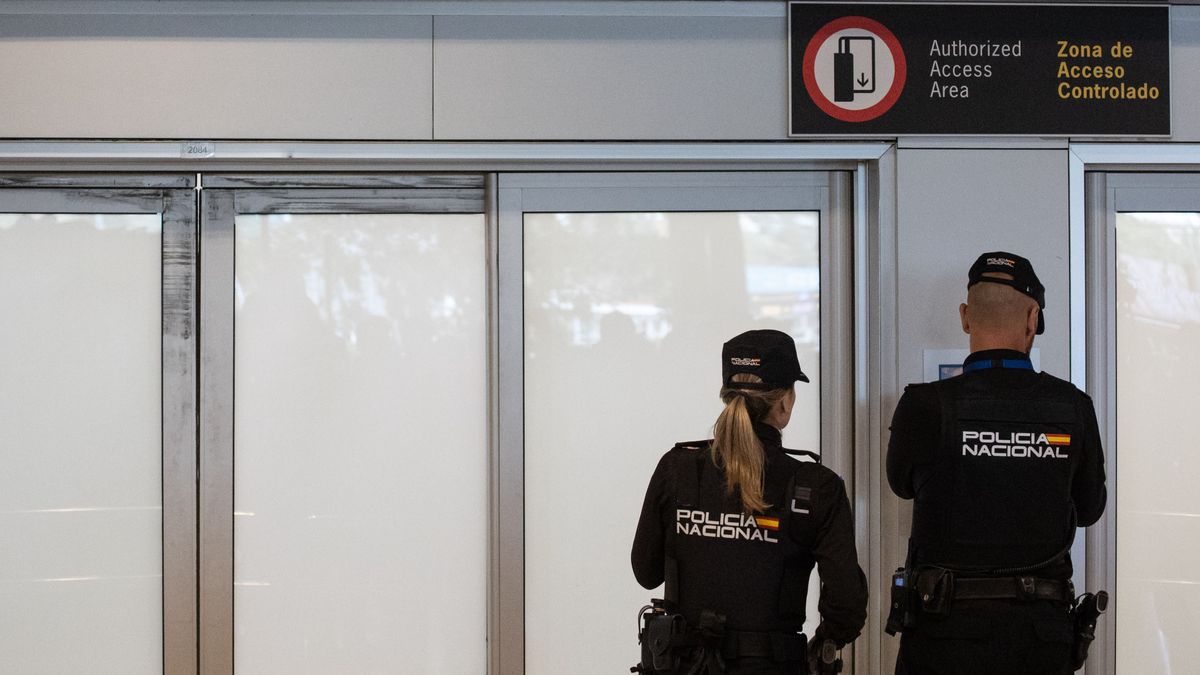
[
  {"xmin": 0, "ymin": 4, "xmax": 1195, "ymax": 143},
  {"xmin": 434, "ymin": 15, "xmax": 788, "ymax": 140},
  {"xmin": 0, "ymin": 14, "xmax": 433, "ymax": 140},
  {"xmin": 895, "ymin": 149, "xmax": 1070, "ymax": 385}
]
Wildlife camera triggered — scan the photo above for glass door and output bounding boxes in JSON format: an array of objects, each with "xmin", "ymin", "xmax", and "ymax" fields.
[
  {"xmin": 0, "ymin": 176, "xmax": 197, "ymax": 674},
  {"xmin": 1089, "ymin": 173, "xmax": 1200, "ymax": 674},
  {"xmin": 198, "ymin": 175, "xmax": 490, "ymax": 674},
  {"xmin": 1, "ymin": 169, "xmax": 859, "ymax": 675},
  {"xmin": 498, "ymin": 172, "xmax": 855, "ymax": 675}
]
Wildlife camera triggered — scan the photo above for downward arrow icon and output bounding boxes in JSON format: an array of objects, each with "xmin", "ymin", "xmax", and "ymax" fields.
[{"xmin": 857, "ymin": 74, "xmax": 870, "ymax": 87}]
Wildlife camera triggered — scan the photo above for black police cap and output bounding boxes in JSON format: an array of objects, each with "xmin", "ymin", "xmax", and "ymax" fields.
[
  {"xmin": 968, "ymin": 251, "xmax": 1046, "ymax": 335},
  {"xmin": 721, "ymin": 329, "xmax": 809, "ymax": 390}
]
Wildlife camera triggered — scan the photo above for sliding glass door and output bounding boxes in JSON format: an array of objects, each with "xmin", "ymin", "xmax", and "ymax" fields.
[
  {"xmin": 198, "ymin": 176, "xmax": 489, "ymax": 673},
  {"xmin": 0, "ymin": 170, "xmax": 855, "ymax": 675},
  {"xmin": 1089, "ymin": 173, "xmax": 1200, "ymax": 674},
  {"xmin": 498, "ymin": 172, "xmax": 855, "ymax": 675},
  {"xmin": 0, "ymin": 177, "xmax": 197, "ymax": 674}
]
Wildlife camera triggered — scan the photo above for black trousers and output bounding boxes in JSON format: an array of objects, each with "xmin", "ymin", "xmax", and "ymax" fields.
[{"xmin": 895, "ymin": 601, "xmax": 1073, "ymax": 675}]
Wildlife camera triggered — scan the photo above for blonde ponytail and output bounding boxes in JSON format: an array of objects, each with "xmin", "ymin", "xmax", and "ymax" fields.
[{"xmin": 711, "ymin": 373, "xmax": 791, "ymax": 514}]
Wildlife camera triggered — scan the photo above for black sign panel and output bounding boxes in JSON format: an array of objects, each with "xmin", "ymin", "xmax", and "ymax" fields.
[{"xmin": 789, "ymin": 3, "xmax": 1170, "ymax": 136}]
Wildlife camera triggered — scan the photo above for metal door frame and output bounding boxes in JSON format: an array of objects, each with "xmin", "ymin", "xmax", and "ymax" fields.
[
  {"xmin": 496, "ymin": 170, "xmax": 860, "ymax": 674},
  {"xmin": 0, "ymin": 174, "xmax": 199, "ymax": 675},
  {"xmin": 0, "ymin": 141, "xmax": 895, "ymax": 674},
  {"xmin": 1078, "ymin": 162, "xmax": 1200, "ymax": 675},
  {"xmin": 196, "ymin": 174, "xmax": 488, "ymax": 673}
]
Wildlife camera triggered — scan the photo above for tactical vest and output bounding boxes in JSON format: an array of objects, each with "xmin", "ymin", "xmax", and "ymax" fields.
[
  {"xmin": 663, "ymin": 441, "xmax": 820, "ymax": 631},
  {"xmin": 911, "ymin": 372, "xmax": 1080, "ymax": 571}
]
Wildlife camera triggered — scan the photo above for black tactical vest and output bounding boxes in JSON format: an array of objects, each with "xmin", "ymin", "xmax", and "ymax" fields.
[
  {"xmin": 911, "ymin": 372, "xmax": 1080, "ymax": 572},
  {"xmin": 664, "ymin": 442, "xmax": 820, "ymax": 632}
]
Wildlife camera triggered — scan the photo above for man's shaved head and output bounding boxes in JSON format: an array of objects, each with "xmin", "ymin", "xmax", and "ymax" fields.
[
  {"xmin": 966, "ymin": 281, "xmax": 1039, "ymax": 332},
  {"xmin": 960, "ymin": 275, "xmax": 1041, "ymax": 352}
]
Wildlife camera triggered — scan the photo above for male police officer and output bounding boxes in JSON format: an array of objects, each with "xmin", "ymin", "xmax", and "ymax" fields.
[{"xmin": 886, "ymin": 252, "xmax": 1107, "ymax": 675}]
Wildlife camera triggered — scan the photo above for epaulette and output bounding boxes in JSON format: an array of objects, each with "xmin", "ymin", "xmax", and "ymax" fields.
[{"xmin": 673, "ymin": 439, "xmax": 712, "ymax": 451}]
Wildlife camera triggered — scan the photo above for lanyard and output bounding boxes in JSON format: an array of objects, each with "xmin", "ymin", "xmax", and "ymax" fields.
[{"xmin": 962, "ymin": 357, "xmax": 1034, "ymax": 373}]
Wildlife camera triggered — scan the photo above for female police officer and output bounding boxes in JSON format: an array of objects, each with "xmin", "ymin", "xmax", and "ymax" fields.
[{"xmin": 632, "ymin": 329, "xmax": 867, "ymax": 674}]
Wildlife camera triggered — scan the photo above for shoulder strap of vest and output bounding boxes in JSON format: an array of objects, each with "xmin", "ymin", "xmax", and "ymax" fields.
[
  {"xmin": 776, "ymin": 468, "xmax": 811, "ymax": 619},
  {"xmin": 664, "ymin": 441, "xmax": 709, "ymax": 607},
  {"xmin": 671, "ymin": 440, "xmax": 708, "ymax": 507},
  {"xmin": 935, "ymin": 380, "xmax": 955, "ymax": 452},
  {"xmin": 906, "ymin": 383, "xmax": 953, "ymax": 566}
]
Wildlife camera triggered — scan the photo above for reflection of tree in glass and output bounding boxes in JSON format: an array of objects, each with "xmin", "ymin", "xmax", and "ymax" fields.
[
  {"xmin": 739, "ymin": 212, "xmax": 820, "ymax": 267},
  {"xmin": 1115, "ymin": 215, "xmax": 1200, "ymax": 547},
  {"xmin": 738, "ymin": 213, "xmax": 820, "ymax": 346},
  {"xmin": 525, "ymin": 212, "xmax": 751, "ymax": 350},
  {"xmin": 1117, "ymin": 217, "xmax": 1200, "ymax": 431},
  {"xmin": 237, "ymin": 214, "xmax": 482, "ymax": 354},
  {"xmin": 1117, "ymin": 214, "xmax": 1200, "ymax": 327}
]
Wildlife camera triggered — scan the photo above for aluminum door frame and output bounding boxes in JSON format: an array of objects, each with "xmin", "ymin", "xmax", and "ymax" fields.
[
  {"xmin": 196, "ymin": 174, "xmax": 488, "ymax": 674},
  {"xmin": 1083, "ymin": 171, "xmax": 1200, "ymax": 675},
  {"xmin": 495, "ymin": 170, "xmax": 857, "ymax": 675},
  {"xmin": 0, "ymin": 174, "xmax": 199, "ymax": 675}
]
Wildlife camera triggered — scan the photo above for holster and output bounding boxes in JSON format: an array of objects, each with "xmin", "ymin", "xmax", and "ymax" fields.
[
  {"xmin": 637, "ymin": 609, "xmax": 690, "ymax": 673},
  {"xmin": 634, "ymin": 603, "xmax": 808, "ymax": 674},
  {"xmin": 1069, "ymin": 590, "xmax": 1108, "ymax": 670},
  {"xmin": 915, "ymin": 567, "xmax": 955, "ymax": 616}
]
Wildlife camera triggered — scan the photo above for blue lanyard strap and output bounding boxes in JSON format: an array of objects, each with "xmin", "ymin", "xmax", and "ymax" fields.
[{"xmin": 962, "ymin": 358, "xmax": 1034, "ymax": 373}]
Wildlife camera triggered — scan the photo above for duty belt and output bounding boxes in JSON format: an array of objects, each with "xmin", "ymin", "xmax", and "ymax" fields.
[
  {"xmin": 952, "ymin": 576, "xmax": 1073, "ymax": 603},
  {"xmin": 914, "ymin": 567, "xmax": 1073, "ymax": 616}
]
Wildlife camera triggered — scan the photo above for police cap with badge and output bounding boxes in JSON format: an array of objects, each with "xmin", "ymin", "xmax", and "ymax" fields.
[{"xmin": 722, "ymin": 329, "xmax": 809, "ymax": 389}]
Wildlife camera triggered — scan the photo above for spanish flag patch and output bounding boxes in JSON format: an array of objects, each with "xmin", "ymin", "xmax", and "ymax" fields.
[
  {"xmin": 754, "ymin": 516, "xmax": 780, "ymax": 531},
  {"xmin": 1045, "ymin": 434, "xmax": 1071, "ymax": 446}
]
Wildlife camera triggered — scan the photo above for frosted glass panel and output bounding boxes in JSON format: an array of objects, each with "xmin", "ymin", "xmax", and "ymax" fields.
[
  {"xmin": 234, "ymin": 213, "xmax": 487, "ymax": 674},
  {"xmin": 524, "ymin": 211, "xmax": 821, "ymax": 674},
  {"xmin": 1116, "ymin": 212, "xmax": 1200, "ymax": 674},
  {"xmin": 0, "ymin": 213, "xmax": 163, "ymax": 674}
]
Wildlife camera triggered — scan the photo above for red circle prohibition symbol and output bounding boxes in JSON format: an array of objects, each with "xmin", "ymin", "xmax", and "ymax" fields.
[{"xmin": 802, "ymin": 16, "xmax": 907, "ymax": 123}]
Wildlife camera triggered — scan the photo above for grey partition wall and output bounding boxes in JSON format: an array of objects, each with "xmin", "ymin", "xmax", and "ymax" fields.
[{"xmin": 0, "ymin": 174, "xmax": 198, "ymax": 675}]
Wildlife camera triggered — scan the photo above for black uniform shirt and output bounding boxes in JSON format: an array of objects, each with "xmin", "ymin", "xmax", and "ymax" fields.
[
  {"xmin": 887, "ymin": 349, "xmax": 1107, "ymax": 577},
  {"xmin": 631, "ymin": 423, "xmax": 867, "ymax": 644}
]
